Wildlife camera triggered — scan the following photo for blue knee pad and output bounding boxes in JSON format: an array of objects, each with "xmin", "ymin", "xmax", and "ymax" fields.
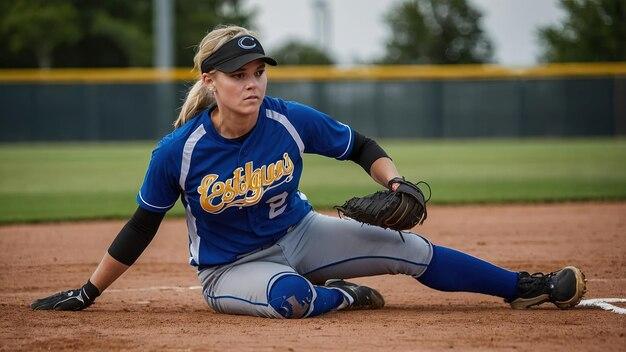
[{"xmin": 268, "ymin": 275, "xmax": 313, "ymax": 318}]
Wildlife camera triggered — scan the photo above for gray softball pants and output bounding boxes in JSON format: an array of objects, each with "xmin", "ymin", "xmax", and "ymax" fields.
[{"xmin": 197, "ymin": 210, "xmax": 433, "ymax": 318}]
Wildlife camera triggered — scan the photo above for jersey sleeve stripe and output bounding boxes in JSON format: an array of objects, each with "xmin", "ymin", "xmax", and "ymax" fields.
[
  {"xmin": 336, "ymin": 122, "xmax": 353, "ymax": 159},
  {"xmin": 179, "ymin": 124, "xmax": 207, "ymax": 191},
  {"xmin": 138, "ymin": 191, "xmax": 176, "ymax": 209},
  {"xmin": 184, "ymin": 200, "xmax": 201, "ymax": 265},
  {"xmin": 266, "ymin": 109, "xmax": 305, "ymax": 155}
]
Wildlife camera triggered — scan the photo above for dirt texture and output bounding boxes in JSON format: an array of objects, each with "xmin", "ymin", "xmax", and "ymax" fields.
[{"xmin": 1, "ymin": 203, "xmax": 625, "ymax": 351}]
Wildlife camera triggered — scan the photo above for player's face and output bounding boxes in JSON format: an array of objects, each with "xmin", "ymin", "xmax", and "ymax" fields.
[{"xmin": 206, "ymin": 60, "xmax": 267, "ymax": 117}]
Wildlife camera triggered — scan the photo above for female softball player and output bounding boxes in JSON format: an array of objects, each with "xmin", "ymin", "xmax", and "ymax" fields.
[{"xmin": 31, "ymin": 25, "xmax": 586, "ymax": 318}]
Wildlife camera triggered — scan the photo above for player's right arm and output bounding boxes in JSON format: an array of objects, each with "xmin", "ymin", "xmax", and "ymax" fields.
[
  {"xmin": 31, "ymin": 133, "xmax": 181, "ymax": 311},
  {"xmin": 30, "ymin": 207, "xmax": 165, "ymax": 311}
]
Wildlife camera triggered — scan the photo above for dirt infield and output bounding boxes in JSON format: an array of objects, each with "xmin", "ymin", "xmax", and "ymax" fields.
[{"xmin": 1, "ymin": 203, "xmax": 625, "ymax": 351}]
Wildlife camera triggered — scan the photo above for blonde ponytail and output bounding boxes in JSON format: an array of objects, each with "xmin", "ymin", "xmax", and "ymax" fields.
[
  {"xmin": 174, "ymin": 25, "xmax": 257, "ymax": 128},
  {"xmin": 175, "ymin": 81, "xmax": 212, "ymax": 128}
]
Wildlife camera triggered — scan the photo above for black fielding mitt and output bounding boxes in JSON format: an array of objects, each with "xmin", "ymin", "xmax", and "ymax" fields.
[{"xmin": 335, "ymin": 177, "xmax": 430, "ymax": 231}]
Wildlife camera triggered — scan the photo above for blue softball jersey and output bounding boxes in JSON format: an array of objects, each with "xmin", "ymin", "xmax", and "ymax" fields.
[{"xmin": 137, "ymin": 96, "xmax": 354, "ymax": 267}]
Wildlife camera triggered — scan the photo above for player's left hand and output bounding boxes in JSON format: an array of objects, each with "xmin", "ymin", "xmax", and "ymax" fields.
[
  {"xmin": 31, "ymin": 281, "xmax": 100, "ymax": 311},
  {"xmin": 334, "ymin": 177, "xmax": 430, "ymax": 231}
]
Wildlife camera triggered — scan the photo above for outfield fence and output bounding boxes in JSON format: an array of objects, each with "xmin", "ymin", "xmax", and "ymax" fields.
[{"xmin": 1, "ymin": 63, "xmax": 624, "ymax": 141}]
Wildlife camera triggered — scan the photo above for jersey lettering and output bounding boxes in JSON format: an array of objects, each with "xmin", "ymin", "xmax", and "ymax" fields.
[
  {"xmin": 197, "ymin": 153, "xmax": 294, "ymax": 214},
  {"xmin": 267, "ymin": 191, "xmax": 288, "ymax": 219}
]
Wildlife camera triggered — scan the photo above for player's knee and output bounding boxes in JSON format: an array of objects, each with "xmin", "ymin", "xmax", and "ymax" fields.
[
  {"xmin": 268, "ymin": 274, "xmax": 313, "ymax": 319},
  {"xmin": 397, "ymin": 231, "xmax": 432, "ymax": 276}
]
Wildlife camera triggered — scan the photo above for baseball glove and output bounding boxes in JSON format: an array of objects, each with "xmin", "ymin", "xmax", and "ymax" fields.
[{"xmin": 335, "ymin": 177, "xmax": 430, "ymax": 232}]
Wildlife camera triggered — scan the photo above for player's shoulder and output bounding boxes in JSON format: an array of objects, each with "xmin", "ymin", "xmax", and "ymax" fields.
[
  {"xmin": 153, "ymin": 110, "xmax": 208, "ymax": 158},
  {"xmin": 262, "ymin": 96, "xmax": 321, "ymax": 121},
  {"xmin": 261, "ymin": 95, "xmax": 288, "ymax": 115}
]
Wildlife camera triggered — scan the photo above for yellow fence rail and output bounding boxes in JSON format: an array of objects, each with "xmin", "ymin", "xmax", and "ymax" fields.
[{"xmin": 1, "ymin": 62, "xmax": 625, "ymax": 83}]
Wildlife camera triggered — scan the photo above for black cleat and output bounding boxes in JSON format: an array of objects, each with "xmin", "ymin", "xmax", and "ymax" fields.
[
  {"xmin": 506, "ymin": 266, "xmax": 587, "ymax": 309},
  {"xmin": 325, "ymin": 279, "xmax": 385, "ymax": 310}
]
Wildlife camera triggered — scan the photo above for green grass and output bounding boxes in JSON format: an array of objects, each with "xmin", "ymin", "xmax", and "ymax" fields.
[{"xmin": 1, "ymin": 138, "xmax": 625, "ymax": 223}]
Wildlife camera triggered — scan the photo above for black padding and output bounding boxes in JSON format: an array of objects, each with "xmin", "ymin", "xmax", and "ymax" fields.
[
  {"xmin": 348, "ymin": 131, "xmax": 390, "ymax": 173},
  {"xmin": 82, "ymin": 280, "xmax": 101, "ymax": 300},
  {"xmin": 107, "ymin": 207, "xmax": 165, "ymax": 266}
]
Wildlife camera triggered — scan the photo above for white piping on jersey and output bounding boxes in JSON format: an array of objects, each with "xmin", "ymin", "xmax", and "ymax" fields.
[
  {"xmin": 138, "ymin": 191, "xmax": 176, "ymax": 209},
  {"xmin": 336, "ymin": 121, "xmax": 352, "ymax": 159},
  {"xmin": 266, "ymin": 109, "xmax": 305, "ymax": 155},
  {"xmin": 178, "ymin": 124, "xmax": 206, "ymax": 265},
  {"xmin": 185, "ymin": 200, "xmax": 201, "ymax": 265},
  {"xmin": 179, "ymin": 124, "xmax": 207, "ymax": 191}
]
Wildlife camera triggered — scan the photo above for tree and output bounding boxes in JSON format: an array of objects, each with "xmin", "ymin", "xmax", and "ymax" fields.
[
  {"xmin": 538, "ymin": 0, "xmax": 626, "ymax": 62},
  {"xmin": 0, "ymin": 0, "xmax": 81, "ymax": 68},
  {"xmin": 57, "ymin": 1, "xmax": 153, "ymax": 67},
  {"xmin": 381, "ymin": 0, "xmax": 493, "ymax": 64},
  {"xmin": 271, "ymin": 40, "xmax": 334, "ymax": 65},
  {"xmin": 0, "ymin": 0, "xmax": 254, "ymax": 68}
]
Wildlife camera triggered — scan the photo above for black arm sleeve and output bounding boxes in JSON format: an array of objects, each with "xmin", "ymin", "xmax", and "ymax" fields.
[
  {"xmin": 107, "ymin": 207, "xmax": 165, "ymax": 266},
  {"xmin": 348, "ymin": 131, "xmax": 390, "ymax": 173}
]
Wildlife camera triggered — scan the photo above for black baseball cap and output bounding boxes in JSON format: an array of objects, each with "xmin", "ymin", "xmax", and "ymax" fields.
[{"xmin": 200, "ymin": 35, "xmax": 277, "ymax": 73}]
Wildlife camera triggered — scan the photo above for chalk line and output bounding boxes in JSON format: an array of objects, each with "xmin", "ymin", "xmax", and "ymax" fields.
[
  {"xmin": 577, "ymin": 298, "xmax": 626, "ymax": 315},
  {"xmin": 586, "ymin": 278, "xmax": 626, "ymax": 282},
  {"xmin": 0, "ymin": 285, "xmax": 202, "ymax": 297},
  {"xmin": 106, "ymin": 286, "xmax": 202, "ymax": 293}
]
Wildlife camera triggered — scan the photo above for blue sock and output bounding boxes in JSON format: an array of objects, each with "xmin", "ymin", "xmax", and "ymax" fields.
[
  {"xmin": 417, "ymin": 245, "xmax": 519, "ymax": 300},
  {"xmin": 309, "ymin": 286, "xmax": 346, "ymax": 317}
]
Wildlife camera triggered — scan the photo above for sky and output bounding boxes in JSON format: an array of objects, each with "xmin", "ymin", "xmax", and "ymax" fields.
[{"xmin": 243, "ymin": 0, "xmax": 566, "ymax": 67}]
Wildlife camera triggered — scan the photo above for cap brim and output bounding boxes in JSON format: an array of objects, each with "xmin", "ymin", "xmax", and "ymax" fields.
[{"xmin": 215, "ymin": 53, "xmax": 278, "ymax": 73}]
